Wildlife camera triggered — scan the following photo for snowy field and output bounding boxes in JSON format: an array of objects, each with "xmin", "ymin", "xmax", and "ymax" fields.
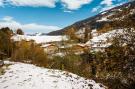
[
  {"xmin": 12, "ymin": 35, "xmax": 68, "ymax": 43},
  {"xmin": 0, "ymin": 62, "xmax": 105, "ymax": 89}
]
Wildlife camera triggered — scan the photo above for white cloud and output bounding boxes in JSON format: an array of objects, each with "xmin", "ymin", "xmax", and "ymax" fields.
[
  {"xmin": 0, "ymin": 0, "xmax": 93, "ymax": 11},
  {"xmin": 61, "ymin": 0, "xmax": 93, "ymax": 10},
  {"xmin": 0, "ymin": 16, "xmax": 61, "ymax": 33},
  {"xmin": 22, "ymin": 23, "xmax": 61, "ymax": 33},
  {"xmin": 63, "ymin": 10, "xmax": 73, "ymax": 13},
  {"xmin": 91, "ymin": 8, "xmax": 98, "ymax": 12},
  {"xmin": 91, "ymin": 6, "xmax": 101, "ymax": 12},
  {"xmin": 6, "ymin": 0, "xmax": 58, "ymax": 7},
  {"xmin": 2, "ymin": 16, "xmax": 13, "ymax": 21},
  {"xmin": 100, "ymin": 0, "xmax": 114, "ymax": 6},
  {"xmin": 0, "ymin": 0, "xmax": 4, "ymax": 6}
]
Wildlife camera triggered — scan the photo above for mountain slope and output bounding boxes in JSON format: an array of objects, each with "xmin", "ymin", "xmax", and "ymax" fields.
[
  {"xmin": 0, "ymin": 61, "xmax": 105, "ymax": 89},
  {"xmin": 47, "ymin": 1, "xmax": 135, "ymax": 35}
]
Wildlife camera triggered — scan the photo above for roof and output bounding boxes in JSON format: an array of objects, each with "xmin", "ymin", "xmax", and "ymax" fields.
[{"xmin": 41, "ymin": 44, "xmax": 56, "ymax": 48}]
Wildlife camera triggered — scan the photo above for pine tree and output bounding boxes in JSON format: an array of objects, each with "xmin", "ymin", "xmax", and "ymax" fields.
[
  {"xmin": 16, "ymin": 29, "xmax": 24, "ymax": 35},
  {"xmin": 0, "ymin": 27, "xmax": 14, "ymax": 57}
]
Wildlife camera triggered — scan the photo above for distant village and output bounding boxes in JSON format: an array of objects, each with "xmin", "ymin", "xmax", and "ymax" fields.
[{"xmin": 10, "ymin": 27, "xmax": 115, "ymax": 57}]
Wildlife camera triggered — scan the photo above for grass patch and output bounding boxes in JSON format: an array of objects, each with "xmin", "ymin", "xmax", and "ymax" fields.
[{"xmin": 0, "ymin": 64, "xmax": 11, "ymax": 75}]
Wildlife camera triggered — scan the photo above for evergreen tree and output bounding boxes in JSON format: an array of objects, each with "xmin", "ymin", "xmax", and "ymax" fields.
[
  {"xmin": 0, "ymin": 27, "xmax": 14, "ymax": 57},
  {"xmin": 16, "ymin": 29, "xmax": 24, "ymax": 35}
]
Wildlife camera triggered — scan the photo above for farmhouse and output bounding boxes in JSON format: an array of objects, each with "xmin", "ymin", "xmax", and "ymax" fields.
[
  {"xmin": 41, "ymin": 44, "xmax": 58, "ymax": 54},
  {"xmin": 71, "ymin": 44, "xmax": 89, "ymax": 54}
]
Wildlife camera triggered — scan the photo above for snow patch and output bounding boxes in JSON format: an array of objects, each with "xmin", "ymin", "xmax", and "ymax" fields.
[
  {"xmin": 96, "ymin": 17, "xmax": 109, "ymax": 22},
  {"xmin": 0, "ymin": 62, "xmax": 105, "ymax": 89},
  {"xmin": 86, "ymin": 29, "xmax": 123, "ymax": 48}
]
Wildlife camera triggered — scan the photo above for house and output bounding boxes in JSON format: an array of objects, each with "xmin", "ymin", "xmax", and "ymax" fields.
[
  {"xmin": 58, "ymin": 43, "xmax": 89, "ymax": 55},
  {"xmin": 41, "ymin": 44, "xmax": 58, "ymax": 54},
  {"xmin": 71, "ymin": 44, "xmax": 89, "ymax": 54}
]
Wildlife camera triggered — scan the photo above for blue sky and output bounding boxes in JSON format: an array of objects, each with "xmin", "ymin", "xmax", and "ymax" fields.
[{"xmin": 0, "ymin": 0, "xmax": 128, "ymax": 34}]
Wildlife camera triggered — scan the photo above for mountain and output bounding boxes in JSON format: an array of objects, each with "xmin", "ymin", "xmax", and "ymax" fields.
[
  {"xmin": 47, "ymin": 1, "xmax": 135, "ymax": 36},
  {"xmin": 26, "ymin": 32, "xmax": 47, "ymax": 36}
]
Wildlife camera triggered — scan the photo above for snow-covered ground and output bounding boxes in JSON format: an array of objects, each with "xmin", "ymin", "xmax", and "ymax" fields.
[
  {"xmin": 96, "ymin": 17, "xmax": 109, "ymax": 22},
  {"xmin": 85, "ymin": 29, "xmax": 124, "ymax": 52},
  {"xmin": 12, "ymin": 35, "xmax": 68, "ymax": 44},
  {"xmin": 86, "ymin": 29, "xmax": 123, "ymax": 45},
  {"xmin": 0, "ymin": 62, "xmax": 105, "ymax": 89}
]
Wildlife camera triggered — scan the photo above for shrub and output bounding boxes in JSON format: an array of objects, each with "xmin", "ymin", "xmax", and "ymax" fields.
[
  {"xmin": 48, "ymin": 54, "xmax": 83, "ymax": 75},
  {"xmin": 11, "ymin": 40, "xmax": 48, "ymax": 67}
]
